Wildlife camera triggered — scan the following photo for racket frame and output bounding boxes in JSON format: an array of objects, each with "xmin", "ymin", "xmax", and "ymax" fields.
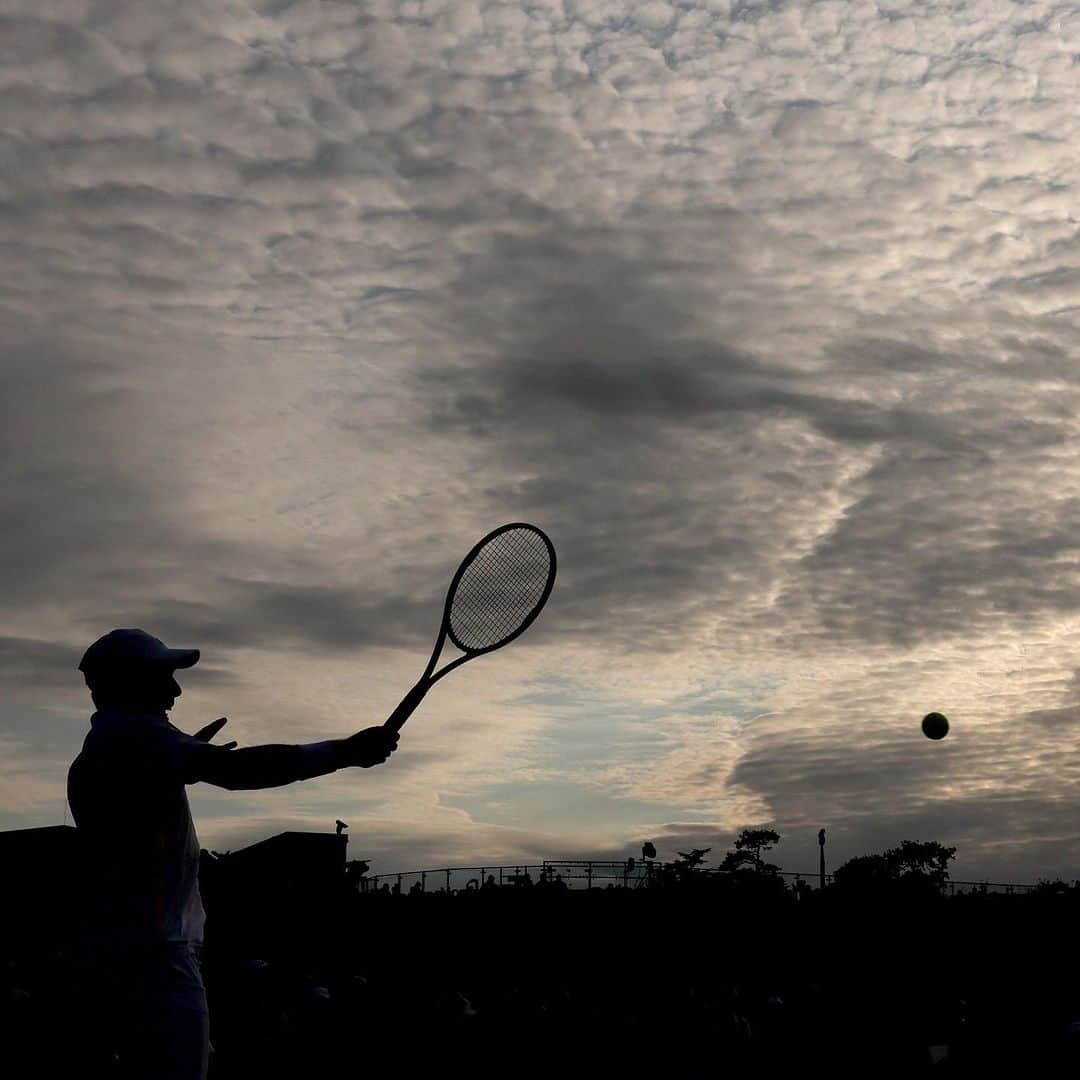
[{"xmin": 383, "ymin": 522, "xmax": 556, "ymax": 731}]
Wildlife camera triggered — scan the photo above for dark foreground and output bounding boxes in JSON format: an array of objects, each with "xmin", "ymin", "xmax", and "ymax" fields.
[{"xmin": 5, "ymin": 874, "xmax": 1080, "ymax": 1077}]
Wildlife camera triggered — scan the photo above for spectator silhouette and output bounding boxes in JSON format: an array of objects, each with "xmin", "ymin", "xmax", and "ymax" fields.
[
  {"xmin": 67, "ymin": 628, "xmax": 399, "ymax": 1080},
  {"xmin": 345, "ymin": 859, "xmax": 370, "ymax": 895}
]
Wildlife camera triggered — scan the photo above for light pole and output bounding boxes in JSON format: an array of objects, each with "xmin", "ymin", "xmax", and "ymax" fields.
[{"xmin": 818, "ymin": 828, "xmax": 826, "ymax": 890}]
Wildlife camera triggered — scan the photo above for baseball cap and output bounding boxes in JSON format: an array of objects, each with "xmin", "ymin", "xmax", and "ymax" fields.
[{"xmin": 78, "ymin": 629, "xmax": 200, "ymax": 675}]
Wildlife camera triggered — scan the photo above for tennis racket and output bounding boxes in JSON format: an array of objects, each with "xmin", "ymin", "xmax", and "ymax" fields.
[{"xmin": 383, "ymin": 522, "xmax": 557, "ymax": 732}]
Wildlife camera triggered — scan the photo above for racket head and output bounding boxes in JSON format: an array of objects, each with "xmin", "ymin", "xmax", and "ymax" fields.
[{"xmin": 443, "ymin": 522, "xmax": 556, "ymax": 656}]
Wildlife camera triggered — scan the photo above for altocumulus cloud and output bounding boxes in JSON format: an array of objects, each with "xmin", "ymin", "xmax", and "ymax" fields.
[{"xmin": 0, "ymin": 0, "xmax": 1078, "ymax": 878}]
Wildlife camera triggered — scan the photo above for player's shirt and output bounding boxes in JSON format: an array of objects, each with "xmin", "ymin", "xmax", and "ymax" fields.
[{"xmin": 68, "ymin": 709, "xmax": 208, "ymax": 946}]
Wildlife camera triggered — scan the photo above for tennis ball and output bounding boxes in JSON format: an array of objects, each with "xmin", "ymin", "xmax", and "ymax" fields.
[{"xmin": 922, "ymin": 712, "xmax": 949, "ymax": 740}]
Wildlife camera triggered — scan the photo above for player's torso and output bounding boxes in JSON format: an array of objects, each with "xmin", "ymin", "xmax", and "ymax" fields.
[{"xmin": 68, "ymin": 729, "xmax": 203, "ymax": 944}]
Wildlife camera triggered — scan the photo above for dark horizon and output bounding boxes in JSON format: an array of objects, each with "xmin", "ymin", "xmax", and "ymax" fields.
[{"xmin": 6, "ymin": 823, "xmax": 1080, "ymax": 1076}]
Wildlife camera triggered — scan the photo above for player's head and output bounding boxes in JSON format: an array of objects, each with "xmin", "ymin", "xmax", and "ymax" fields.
[{"xmin": 78, "ymin": 629, "xmax": 199, "ymax": 714}]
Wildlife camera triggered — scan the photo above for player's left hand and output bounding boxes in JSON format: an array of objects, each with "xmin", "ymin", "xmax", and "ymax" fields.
[{"xmin": 192, "ymin": 716, "xmax": 238, "ymax": 750}]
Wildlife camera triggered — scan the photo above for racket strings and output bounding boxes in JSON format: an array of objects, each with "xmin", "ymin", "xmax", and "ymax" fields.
[{"xmin": 449, "ymin": 527, "xmax": 552, "ymax": 651}]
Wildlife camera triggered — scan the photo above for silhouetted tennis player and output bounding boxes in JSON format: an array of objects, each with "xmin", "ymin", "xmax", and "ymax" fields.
[{"xmin": 67, "ymin": 628, "xmax": 398, "ymax": 1080}]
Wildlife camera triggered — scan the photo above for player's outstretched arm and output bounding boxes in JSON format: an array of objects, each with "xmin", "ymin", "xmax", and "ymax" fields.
[{"xmin": 187, "ymin": 726, "xmax": 398, "ymax": 790}]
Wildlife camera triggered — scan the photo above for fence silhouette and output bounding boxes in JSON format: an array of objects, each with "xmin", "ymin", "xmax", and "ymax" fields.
[{"xmin": 362, "ymin": 860, "xmax": 1037, "ymax": 895}]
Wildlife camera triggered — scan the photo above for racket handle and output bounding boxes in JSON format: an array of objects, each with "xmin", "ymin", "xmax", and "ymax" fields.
[{"xmin": 384, "ymin": 681, "xmax": 430, "ymax": 732}]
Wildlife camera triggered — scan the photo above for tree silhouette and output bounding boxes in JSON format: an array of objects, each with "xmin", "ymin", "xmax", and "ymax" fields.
[
  {"xmin": 832, "ymin": 852, "xmax": 892, "ymax": 890},
  {"xmin": 719, "ymin": 829, "xmax": 781, "ymax": 875},
  {"xmin": 887, "ymin": 840, "xmax": 955, "ymax": 887},
  {"xmin": 834, "ymin": 840, "xmax": 956, "ymax": 894},
  {"xmin": 669, "ymin": 847, "xmax": 711, "ymax": 882}
]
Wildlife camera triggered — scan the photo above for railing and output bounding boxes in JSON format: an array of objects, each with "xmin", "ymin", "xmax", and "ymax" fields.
[
  {"xmin": 361, "ymin": 861, "xmax": 1039, "ymax": 895},
  {"xmin": 945, "ymin": 879, "xmax": 1037, "ymax": 895}
]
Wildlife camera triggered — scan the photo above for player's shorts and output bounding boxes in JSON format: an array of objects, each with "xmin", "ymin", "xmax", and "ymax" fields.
[{"xmin": 75, "ymin": 940, "xmax": 210, "ymax": 1080}]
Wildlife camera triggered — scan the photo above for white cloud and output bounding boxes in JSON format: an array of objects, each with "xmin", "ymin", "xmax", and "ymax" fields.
[{"xmin": 0, "ymin": 0, "xmax": 1077, "ymax": 880}]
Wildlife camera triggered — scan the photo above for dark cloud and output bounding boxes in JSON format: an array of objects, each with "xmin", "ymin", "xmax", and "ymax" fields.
[
  {"xmin": 0, "ymin": 637, "xmax": 81, "ymax": 690},
  {"xmin": 1019, "ymin": 705, "xmax": 1080, "ymax": 731},
  {"xmin": 703, "ymin": 705, "xmax": 1080, "ymax": 882},
  {"xmin": 407, "ymin": 226, "xmax": 1029, "ymax": 655},
  {"xmin": 218, "ymin": 578, "xmax": 439, "ymax": 652},
  {"xmin": 0, "ymin": 0, "xmax": 1077, "ymax": 883},
  {"xmin": 0, "ymin": 330, "xmax": 185, "ymax": 608},
  {"xmin": 775, "ymin": 447, "xmax": 1080, "ymax": 648}
]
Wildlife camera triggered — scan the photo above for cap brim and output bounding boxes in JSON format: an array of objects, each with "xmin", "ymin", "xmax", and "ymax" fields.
[{"xmin": 164, "ymin": 648, "xmax": 200, "ymax": 669}]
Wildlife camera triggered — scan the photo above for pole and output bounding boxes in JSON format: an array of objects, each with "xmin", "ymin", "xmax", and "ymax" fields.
[{"xmin": 818, "ymin": 829, "xmax": 826, "ymax": 890}]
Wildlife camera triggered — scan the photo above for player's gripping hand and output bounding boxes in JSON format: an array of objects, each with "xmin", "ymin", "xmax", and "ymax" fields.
[{"xmin": 339, "ymin": 727, "xmax": 399, "ymax": 768}]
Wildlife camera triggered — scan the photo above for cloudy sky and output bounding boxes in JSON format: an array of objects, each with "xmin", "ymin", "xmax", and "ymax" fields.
[{"xmin": 1, "ymin": 0, "xmax": 1078, "ymax": 882}]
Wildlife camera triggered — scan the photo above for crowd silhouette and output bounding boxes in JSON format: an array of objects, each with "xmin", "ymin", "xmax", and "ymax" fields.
[{"xmin": 5, "ymin": 831, "xmax": 1080, "ymax": 1077}]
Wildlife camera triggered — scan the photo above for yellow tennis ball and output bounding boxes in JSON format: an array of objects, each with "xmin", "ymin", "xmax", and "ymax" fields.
[{"xmin": 922, "ymin": 712, "xmax": 949, "ymax": 740}]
